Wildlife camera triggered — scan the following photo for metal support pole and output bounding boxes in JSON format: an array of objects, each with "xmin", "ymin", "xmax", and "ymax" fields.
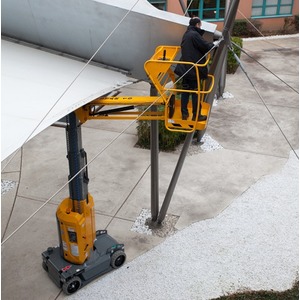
[
  {"xmin": 150, "ymin": 84, "xmax": 159, "ymax": 221},
  {"xmin": 157, "ymin": 133, "xmax": 194, "ymax": 224},
  {"xmin": 218, "ymin": 0, "xmax": 231, "ymax": 99},
  {"xmin": 178, "ymin": 0, "xmax": 189, "ymax": 16},
  {"xmin": 197, "ymin": 0, "xmax": 240, "ymax": 143},
  {"xmin": 218, "ymin": 49, "xmax": 228, "ymax": 98}
]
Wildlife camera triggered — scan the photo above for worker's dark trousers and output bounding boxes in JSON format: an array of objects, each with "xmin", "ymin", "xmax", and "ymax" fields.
[{"xmin": 180, "ymin": 78, "xmax": 202, "ymax": 117}]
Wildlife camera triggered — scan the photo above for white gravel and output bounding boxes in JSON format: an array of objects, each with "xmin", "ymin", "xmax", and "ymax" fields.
[
  {"xmin": 175, "ymin": 133, "xmax": 223, "ymax": 156},
  {"xmin": 199, "ymin": 134, "xmax": 223, "ymax": 152},
  {"xmin": 1, "ymin": 180, "xmax": 17, "ymax": 195},
  {"xmin": 71, "ymin": 150, "xmax": 298, "ymax": 300},
  {"xmin": 131, "ymin": 208, "xmax": 153, "ymax": 235}
]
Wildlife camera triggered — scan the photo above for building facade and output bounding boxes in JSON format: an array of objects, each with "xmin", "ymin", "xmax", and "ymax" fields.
[{"xmin": 148, "ymin": 0, "xmax": 299, "ymax": 33}]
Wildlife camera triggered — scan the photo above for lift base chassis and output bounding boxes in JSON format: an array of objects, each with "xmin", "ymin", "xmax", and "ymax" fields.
[{"xmin": 42, "ymin": 230, "xmax": 126, "ymax": 295}]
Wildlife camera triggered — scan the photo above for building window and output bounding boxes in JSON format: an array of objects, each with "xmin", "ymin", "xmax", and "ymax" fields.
[
  {"xmin": 187, "ymin": 0, "xmax": 226, "ymax": 20},
  {"xmin": 148, "ymin": 0, "xmax": 167, "ymax": 10},
  {"xmin": 252, "ymin": 0, "xmax": 294, "ymax": 17}
]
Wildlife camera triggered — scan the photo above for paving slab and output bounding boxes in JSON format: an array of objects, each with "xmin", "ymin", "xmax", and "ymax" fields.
[
  {"xmin": 116, "ymin": 149, "xmax": 287, "ymax": 228},
  {"xmin": 1, "ymin": 35, "xmax": 299, "ymax": 300},
  {"xmin": 209, "ymin": 100, "xmax": 297, "ymax": 156}
]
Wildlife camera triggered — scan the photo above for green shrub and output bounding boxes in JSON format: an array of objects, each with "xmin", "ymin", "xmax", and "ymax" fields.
[
  {"xmin": 283, "ymin": 15, "xmax": 299, "ymax": 33},
  {"xmin": 232, "ymin": 20, "xmax": 248, "ymax": 37},
  {"xmin": 247, "ymin": 19, "xmax": 262, "ymax": 37},
  {"xmin": 136, "ymin": 106, "xmax": 186, "ymax": 151},
  {"xmin": 213, "ymin": 280, "xmax": 298, "ymax": 299},
  {"xmin": 295, "ymin": 15, "xmax": 299, "ymax": 32},
  {"xmin": 227, "ymin": 37, "xmax": 243, "ymax": 74},
  {"xmin": 232, "ymin": 19, "xmax": 262, "ymax": 37}
]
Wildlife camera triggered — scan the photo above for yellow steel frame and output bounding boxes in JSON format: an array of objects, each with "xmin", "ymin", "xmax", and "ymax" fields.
[{"xmin": 75, "ymin": 45, "xmax": 215, "ymax": 133}]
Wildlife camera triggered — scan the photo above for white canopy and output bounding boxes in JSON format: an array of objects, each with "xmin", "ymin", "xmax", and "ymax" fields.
[
  {"xmin": 1, "ymin": 40, "xmax": 134, "ymax": 161},
  {"xmin": 2, "ymin": 0, "xmax": 216, "ymax": 80}
]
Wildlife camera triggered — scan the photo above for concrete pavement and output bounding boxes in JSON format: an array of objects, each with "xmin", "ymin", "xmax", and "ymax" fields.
[{"xmin": 1, "ymin": 35, "xmax": 298, "ymax": 299}]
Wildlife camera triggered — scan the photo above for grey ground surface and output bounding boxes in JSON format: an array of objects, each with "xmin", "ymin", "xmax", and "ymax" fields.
[
  {"xmin": 69, "ymin": 150, "xmax": 298, "ymax": 300},
  {"xmin": 1, "ymin": 35, "xmax": 299, "ymax": 300}
]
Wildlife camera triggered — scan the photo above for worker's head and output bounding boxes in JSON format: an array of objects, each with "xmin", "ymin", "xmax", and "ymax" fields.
[{"xmin": 189, "ymin": 17, "xmax": 201, "ymax": 28}]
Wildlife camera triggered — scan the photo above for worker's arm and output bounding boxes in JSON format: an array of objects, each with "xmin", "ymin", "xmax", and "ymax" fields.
[{"xmin": 193, "ymin": 33, "xmax": 214, "ymax": 53}]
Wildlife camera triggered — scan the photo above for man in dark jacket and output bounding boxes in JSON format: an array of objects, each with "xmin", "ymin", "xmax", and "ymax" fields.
[{"xmin": 177, "ymin": 17, "xmax": 214, "ymax": 121}]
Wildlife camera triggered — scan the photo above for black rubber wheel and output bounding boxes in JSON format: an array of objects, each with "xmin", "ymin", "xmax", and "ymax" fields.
[
  {"xmin": 111, "ymin": 250, "xmax": 126, "ymax": 269},
  {"xmin": 62, "ymin": 276, "xmax": 82, "ymax": 295},
  {"xmin": 42, "ymin": 261, "xmax": 48, "ymax": 272}
]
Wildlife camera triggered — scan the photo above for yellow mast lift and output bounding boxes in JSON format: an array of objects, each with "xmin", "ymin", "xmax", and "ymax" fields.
[{"xmin": 42, "ymin": 45, "xmax": 215, "ymax": 295}]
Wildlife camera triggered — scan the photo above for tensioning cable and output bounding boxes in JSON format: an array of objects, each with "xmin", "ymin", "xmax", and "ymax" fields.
[{"xmin": 185, "ymin": 0, "xmax": 194, "ymax": 16}]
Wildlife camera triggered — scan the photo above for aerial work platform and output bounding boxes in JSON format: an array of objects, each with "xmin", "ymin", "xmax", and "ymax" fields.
[
  {"xmin": 75, "ymin": 45, "xmax": 214, "ymax": 133},
  {"xmin": 41, "ymin": 45, "xmax": 215, "ymax": 294}
]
